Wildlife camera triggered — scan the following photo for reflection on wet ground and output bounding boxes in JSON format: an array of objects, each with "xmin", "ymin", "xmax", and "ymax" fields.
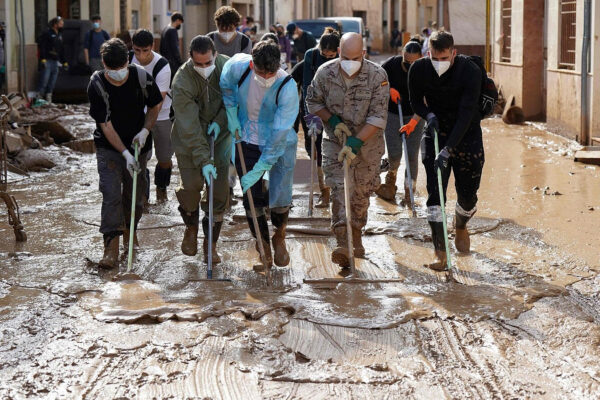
[{"xmin": 1, "ymin": 117, "xmax": 599, "ymax": 398}]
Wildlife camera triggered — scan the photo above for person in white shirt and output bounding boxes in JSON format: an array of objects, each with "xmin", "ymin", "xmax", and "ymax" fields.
[{"xmin": 131, "ymin": 29, "xmax": 173, "ymax": 203}]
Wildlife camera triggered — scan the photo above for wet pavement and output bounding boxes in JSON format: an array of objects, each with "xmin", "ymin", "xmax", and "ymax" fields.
[{"xmin": 1, "ymin": 113, "xmax": 600, "ymax": 399}]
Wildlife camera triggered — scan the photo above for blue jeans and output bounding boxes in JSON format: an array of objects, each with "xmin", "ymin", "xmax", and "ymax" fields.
[{"xmin": 36, "ymin": 60, "xmax": 60, "ymax": 96}]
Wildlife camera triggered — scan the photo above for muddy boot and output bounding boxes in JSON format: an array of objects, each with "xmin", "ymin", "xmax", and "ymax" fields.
[
  {"xmin": 179, "ymin": 206, "xmax": 199, "ymax": 256},
  {"xmin": 375, "ymin": 169, "xmax": 397, "ymax": 202},
  {"xmin": 122, "ymin": 229, "xmax": 139, "ymax": 260},
  {"xmin": 248, "ymin": 214, "xmax": 273, "ymax": 266},
  {"xmin": 154, "ymin": 166, "xmax": 171, "ymax": 204},
  {"xmin": 229, "ymin": 187, "xmax": 238, "ymax": 206},
  {"xmin": 352, "ymin": 226, "xmax": 365, "ymax": 258},
  {"xmin": 156, "ymin": 187, "xmax": 168, "ymax": 204},
  {"xmin": 426, "ymin": 221, "xmax": 448, "ymax": 271},
  {"xmin": 332, "ymin": 226, "xmax": 350, "ymax": 268},
  {"xmin": 454, "ymin": 211, "xmax": 471, "ymax": 253},
  {"xmin": 202, "ymin": 217, "xmax": 222, "ymax": 264},
  {"xmin": 99, "ymin": 234, "xmax": 120, "ymax": 269},
  {"xmin": 315, "ymin": 167, "xmax": 330, "ymax": 208},
  {"xmin": 45, "ymin": 93, "xmax": 53, "ymax": 104},
  {"xmin": 271, "ymin": 210, "xmax": 290, "ymax": 267}
]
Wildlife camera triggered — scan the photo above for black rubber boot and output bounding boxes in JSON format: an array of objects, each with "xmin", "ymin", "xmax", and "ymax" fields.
[
  {"xmin": 271, "ymin": 210, "xmax": 290, "ymax": 267},
  {"xmin": 427, "ymin": 221, "xmax": 448, "ymax": 271},
  {"xmin": 179, "ymin": 206, "xmax": 199, "ymax": 256},
  {"xmin": 154, "ymin": 166, "xmax": 172, "ymax": 204},
  {"xmin": 202, "ymin": 216, "xmax": 223, "ymax": 264}
]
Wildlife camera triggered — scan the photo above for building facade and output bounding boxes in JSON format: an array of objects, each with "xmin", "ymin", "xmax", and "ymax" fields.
[{"xmin": 491, "ymin": 0, "xmax": 599, "ymax": 143}]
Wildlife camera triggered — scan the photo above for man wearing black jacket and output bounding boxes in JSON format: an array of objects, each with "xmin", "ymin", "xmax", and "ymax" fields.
[
  {"xmin": 160, "ymin": 12, "xmax": 184, "ymax": 77},
  {"xmin": 408, "ymin": 30, "xmax": 483, "ymax": 270},
  {"xmin": 36, "ymin": 17, "xmax": 68, "ymax": 103}
]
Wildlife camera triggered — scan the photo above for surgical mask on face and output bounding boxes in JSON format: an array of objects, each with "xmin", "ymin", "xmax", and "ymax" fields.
[
  {"xmin": 93, "ymin": 22, "xmax": 100, "ymax": 29},
  {"xmin": 194, "ymin": 64, "xmax": 216, "ymax": 79},
  {"xmin": 340, "ymin": 59, "xmax": 362, "ymax": 76},
  {"xmin": 431, "ymin": 59, "xmax": 451, "ymax": 76},
  {"xmin": 219, "ymin": 31, "xmax": 235, "ymax": 41},
  {"xmin": 107, "ymin": 67, "xmax": 128, "ymax": 82},
  {"xmin": 254, "ymin": 73, "xmax": 277, "ymax": 88}
]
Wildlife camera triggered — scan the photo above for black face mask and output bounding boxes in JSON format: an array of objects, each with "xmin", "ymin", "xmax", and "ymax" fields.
[
  {"xmin": 58, "ymin": 27, "xmax": 64, "ymax": 33},
  {"xmin": 176, "ymin": 25, "xmax": 181, "ymax": 30},
  {"xmin": 402, "ymin": 61, "xmax": 411, "ymax": 69}
]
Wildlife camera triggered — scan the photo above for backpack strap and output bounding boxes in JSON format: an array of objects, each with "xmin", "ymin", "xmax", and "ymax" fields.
[
  {"xmin": 241, "ymin": 34, "xmax": 250, "ymax": 51},
  {"xmin": 91, "ymin": 71, "xmax": 111, "ymax": 123},
  {"xmin": 152, "ymin": 56, "xmax": 169, "ymax": 81},
  {"xmin": 311, "ymin": 50, "xmax": 320, "ymax": 75},
  {"xmin": 276, "ymin": 75, "xmax": 293, "ymax": 106},
  {"xmin": 131, "ymin": 64, "xmax": 149, "ymax": 101},
  {"xmin": 238, "ymin": 65, "xmax": 252, "ymax": 87}
]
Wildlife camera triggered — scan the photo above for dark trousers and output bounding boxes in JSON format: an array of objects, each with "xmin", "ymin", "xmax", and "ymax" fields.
[
  {"xmin": 96, "ymin": 147, "xmax": 148, "ymax": 238},
  {"xmin": 234, "ymin": 141, "xmax": 269, "ymax": 214},
  {"xmin": 421, "ymin": 129, "xmax": 484, "ymax": 218}
]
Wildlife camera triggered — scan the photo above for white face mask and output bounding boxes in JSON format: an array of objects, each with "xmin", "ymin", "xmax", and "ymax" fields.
[
  {"xmin": 431, "ymin": 59, "xmax": 451, "ymax": 76},
  {"xmin": 219, "ymin": 31, "xmax": 235, "ymax": 42},
  {"xmin": 254, "ymin": 73, "xmax": 277, "ymax": 88},
  {"xmin": 340, "ymin": 59, "xmax": 362, "ymax": 76},
  {"xmin": 107, "ymin": 67, "xmax": 128, "ymax": 81},
  {"xmin": 194, "ymin": 64, "xmax": 216, "ymax": 79}
]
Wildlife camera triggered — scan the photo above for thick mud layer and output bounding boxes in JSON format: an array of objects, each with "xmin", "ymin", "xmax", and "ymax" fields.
[{"xmin": 1, "ymin": 116, "xmax": 599, "ymax": 398}]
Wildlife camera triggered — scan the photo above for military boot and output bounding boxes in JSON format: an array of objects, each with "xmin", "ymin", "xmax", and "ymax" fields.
[
  {"xmin": 315, "ymin": 167, "xmax": 330, "ymax": 208},
  {"xmin": 99, "ymin": 234, "xmax": 120, "ymax": 269},
  {"xmin": 202, "ymin": 216, "xmax": 222, "ymax": 264},
  {"xmin": 375, "ymin": 169, "xmax": 397, "ymax": 202},
  {"xmin": 331, "ymin": 226, "xmax": 350, "ymax": 268},
  {"xmin": 454, "ymin": 210, "xmax": 472, "ymax": 253},
  {"xmin": 179, "ymin": 206, "xmax": 199, "ymax": 256},
  {"xmin": 271, "ymin": 210, "xmax": 290, "ymax": 267},
  {"xmin": 426, "ymin": 221, "xmax": 448, "ymax": 271},
  {"xmin": 352, "ymin": 226, "xmax": 365, "ymax": 258}
]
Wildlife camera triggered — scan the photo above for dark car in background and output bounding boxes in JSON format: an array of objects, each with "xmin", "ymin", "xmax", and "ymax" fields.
[{"xmin": 288, "ymin": 19, "xmax": 343, "ymax": 43}]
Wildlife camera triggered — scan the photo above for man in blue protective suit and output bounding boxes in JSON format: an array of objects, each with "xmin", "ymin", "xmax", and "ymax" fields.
[{"xmin": 220, "ymin": 39, "xmax": 299, "ymax": 267}]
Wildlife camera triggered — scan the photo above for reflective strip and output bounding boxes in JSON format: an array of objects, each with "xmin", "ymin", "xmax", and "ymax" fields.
[
  {"xmin": 455, "ymin": 203, "xmax": 477, "ymax": 218},
  {"xmin": 427, "ymin": 206, "xmax": 443, "ymax": 222}
]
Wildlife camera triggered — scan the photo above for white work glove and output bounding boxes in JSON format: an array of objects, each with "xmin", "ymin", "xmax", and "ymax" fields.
[
  {"xmin": 334, "ymin": 122, "xmax": 352, "ymax": 143},
  {"xmin": 132, "ymin": 127, "xmax": 150, "ymax": 148},
  {"xmin": 122, "ymin": 149, "xmax": 140, "ymax": 177}
]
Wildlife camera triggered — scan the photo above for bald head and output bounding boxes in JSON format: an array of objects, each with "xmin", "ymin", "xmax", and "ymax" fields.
[{"xmin": 340, "ymin": 32, "xmax": 364, "ymax": 59}]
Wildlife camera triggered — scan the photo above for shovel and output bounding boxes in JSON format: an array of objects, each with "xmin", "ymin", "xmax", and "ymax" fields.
[
  {"xmin": 394, "ymin": 101, "xmax": 417, "ymax": 217},
  {"xmin": 114, "ymin": 142, "xmax": 143, "ymax": 281},
  {"xmin": 308, "ymin": 128, "xmax": 317, "ymax": 217},
  {"xmin": 234, "ymin": 131, "xmax": 272, "ymax": 284},
  {"xmin": 433, "ymin": 127, "xmax": 452, "ymax": 272}
]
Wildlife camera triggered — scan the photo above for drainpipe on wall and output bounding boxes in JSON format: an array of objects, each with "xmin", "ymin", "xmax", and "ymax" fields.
[
  {"xmin": 14, "ymin": 0, "xmax": 27, "ymax": 94},
  {"xmin": 438, "ymin": 0, "xmax": 443, "ymax": 26},
  {"xmin": 581, "ymin": 0, "xmax": 591, "ymax": 146},
  {"xmin": 485, "ymin": 0, "xmax": 491, "ymax": 72}
]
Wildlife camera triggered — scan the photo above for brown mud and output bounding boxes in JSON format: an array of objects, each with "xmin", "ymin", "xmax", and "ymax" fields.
[{"xmin": 1, "ymin": 115, "xmax": 600, "ymax": 398}]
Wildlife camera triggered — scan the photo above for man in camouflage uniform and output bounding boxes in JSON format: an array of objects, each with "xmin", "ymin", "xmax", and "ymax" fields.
[{"xmin": 306, "ymin": 32, "xmax": 389, "ymax": 268}]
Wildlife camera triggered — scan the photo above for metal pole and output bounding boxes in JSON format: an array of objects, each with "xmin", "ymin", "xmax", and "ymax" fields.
[
  {"xmin": 485, "ymin": 0, "xmax": 491, "ymax": 72},
  {"xmin": 581, "ymin": 0, "xmax": 591, "ymax": 146},
  {"xmin": 438, "ymin": 0, "xmax": 444, "ymax": 27},
  {"xmin": 207, "ymin": 134, "xmax": 214, "ymax": 279}
]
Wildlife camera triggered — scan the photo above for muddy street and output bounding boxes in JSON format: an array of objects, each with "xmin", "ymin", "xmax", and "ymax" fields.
[{"xmin": 1, "ymin": 113, "xmax": 600, "ymax": 399}]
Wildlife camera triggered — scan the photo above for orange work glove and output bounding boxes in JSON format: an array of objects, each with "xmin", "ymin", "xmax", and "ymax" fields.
[
  {"xmin": 400, "ymin": 118, "xmax": 419, "ymax": 136},
  {"xmin": 389, "ymin": 88, "xmax": 401, "ymax": 104}
]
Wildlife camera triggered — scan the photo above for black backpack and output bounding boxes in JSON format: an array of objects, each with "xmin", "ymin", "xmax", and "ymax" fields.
[
  {"xmin": 238, "ymin": 65, "xmax": 293, "ymax": 106},
  {"xmin": 465, "ymin": 55, "xmax": 498, "ymax": 118}
]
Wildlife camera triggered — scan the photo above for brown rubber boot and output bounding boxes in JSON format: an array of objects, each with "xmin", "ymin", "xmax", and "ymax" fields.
[
  {"xmin": 352, "ymin": 227, "xmax": 365, "ymax": 258},
  {"xmin": 179, "ymin": 207, "xmax": 199, "ymax": 256},
  {"xmin": 122, "ymin": 229, "xmax": 139, "ymax": 260},
  {"xmin": 249, "ymin": 215, "xmax": 273, "ymax": 266},
  {"xmin": 202, "ymin": 218, "xmax": 222, "ymax": 264},
  {"xmin": 255, "ymin": 239, "xmax": 273, "ymax": 265},
  {"xmin": 203, "ymin": 238, "xmax": 221, "ymax": 264},
  {"xmin": 99, "ymin": 235, "xmax": 119, "ymax": 269},
  {"xmin": 375, "ymin": 170, "xmax": 397, "ymax": 202},
  {"xmin": 271, "ymin": 210, "xmax": 290, "ymax": 267},
  {"xmin": 156, "ymin": 187, "xmax": 168, "ymax": 204},
  {"xmin": 331, "ymin": 226, "xmax": 350, "ymax": 268},
  {"xmin": 425, "ymin": 221, "xmax": 449, "ymax": 271},
  {"xmin": 454, "ymin": 211, "xmax": 471, "ymax": 253},
  {"xmin": 315, "ymin": 167, "xmax": 330, "ymax": 208},
  {"xmin": 426, "ymin": 250, "xmax": 448, "ymax": 271}
]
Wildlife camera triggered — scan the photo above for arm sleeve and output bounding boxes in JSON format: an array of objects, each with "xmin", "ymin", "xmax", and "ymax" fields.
[
  {"xmin": 259, "ymin": 80, "xmax": 299, "ymax": 166},
  {"xmin": 172, "ymin": 72, "xmax": 211, "ymax": 168},
  {"xmin": 445, "ymin": 62, "xmax": 481, "ymax": 150},
  {"xmin": 305, "ymin": 68, "xmax": 327, "ymax": 115},
  {"xmin": 365, "ymin": 69, "xmax": 390, "ymax": 129},
  {"xmin": 38, "ymin": 33, "xmax": 49, "ymax": 59},
  {"xmin": 219, "ymin": 59, "xmax": 241, "ymax": 109},
  {"xmin": 169, "ymin": 30, "xmax": 182, "ymax": 65},
  {"xmin": 408, "ymin": 62, "xmax": 431, "ymax": 119},
  {"xmin": 83, "ymin": 31, "xmax": 90, "ymax": 50},
  {"xmin": 301, "ymin": 52, "xmax": 313, "ymax": 100},
  {"xmin": 242, "ymin": 34, "xmax": 253, "ymax": 54},
  {"xmin": 87, "ymin": 80, "xmax": 108, "ymax": 123},
  {"xmin": 291, "ymin": 60, "xmax": 304, "ymax": 84},
  {"xmin": 308, "ymin": 34, "xmax": 317, "ymax": 49}
]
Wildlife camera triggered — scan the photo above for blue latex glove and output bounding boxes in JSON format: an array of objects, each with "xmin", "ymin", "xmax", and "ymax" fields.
[
  {"xmin": 202, "ymin": 164, "xmax": 217, "ymax": 183},
  {"xmin": 226, "ymin": 106, "xmax": 242, "ymax": 138},
  {"xmin": 240, "ymin": 160, "xmax": 272, "ymax": 193},
  {"xmin": 208, "ymin": 121, "xmax": 220, "ymax": 140}
]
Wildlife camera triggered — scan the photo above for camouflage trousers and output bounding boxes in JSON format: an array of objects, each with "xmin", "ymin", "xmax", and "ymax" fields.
[{"xmin": 322, "ymin": 134, "xmax": 385, "ymax": 229}]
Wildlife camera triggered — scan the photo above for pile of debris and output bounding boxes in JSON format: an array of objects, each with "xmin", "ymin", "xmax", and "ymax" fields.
[{"xmin": 3, "ymin": 94, "xmax": 96, "ymax": 175}]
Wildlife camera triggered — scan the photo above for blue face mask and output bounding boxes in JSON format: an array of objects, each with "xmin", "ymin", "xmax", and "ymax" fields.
[{"xmin": 93, "ymin": 22, "xmax": 100, "ymax": 29}]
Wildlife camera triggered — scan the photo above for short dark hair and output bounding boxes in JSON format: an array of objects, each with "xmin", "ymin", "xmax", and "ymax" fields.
[
  {"xmin": 252, "ymin": 41, "xmax": 280, "ymax": 73},
  {"xmin": 429, "ymin": 30, "xmax": 454, "ymax": 51},
  {"xmin": 132, "ymin": 29, "xmax": 154, "ymax": 48},
  {"xmin": 49, "ymin": 17, "xmax": 61, "ymax": 28},
  {"xmin": 260, "ymin": 33, "xmax": 278, "ymax": 43},
  {"xmin": 246, "ymin": 16, "xmax": 254, "ymax": 24},
  {"xmin": 100, "ymin": 38, "xmax": 129, "ymax": 69},
  {"xmin": 171, "ymin": 12, "xmax": 184, "ymax": 23},
  {"xmin": 91, "ymin": 15, "xmax": 101, "ymax": 22},
  {"xmin": 214, "ymin": 6, "xmax": 241, "ymax": 28},
  {"xmin": 319, "ymin": 27, "xmax": 340, "ymax": 52},
  {"xmin": 189, "ymin": 35, "xmax": 215, "ymax": 56},
  {"xmin": 404, "ymin": 41, "xmax": 422, "ymax": 54}
]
